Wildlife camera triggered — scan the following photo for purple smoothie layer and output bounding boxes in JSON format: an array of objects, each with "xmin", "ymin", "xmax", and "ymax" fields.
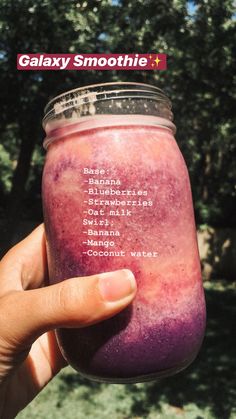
[{"xmin": 57, "ymin": 303, "xmax": 205, "ymax": 381}]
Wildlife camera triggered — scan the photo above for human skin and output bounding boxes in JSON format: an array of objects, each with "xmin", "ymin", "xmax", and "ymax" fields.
[{"xmin": 0, "ymin": 225, "xmax": 136, "ymax": 418}]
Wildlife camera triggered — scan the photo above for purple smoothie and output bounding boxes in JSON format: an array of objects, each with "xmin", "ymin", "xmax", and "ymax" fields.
[{"xmin": 42, "ymin": 119, "xmax": 206, "ymax": 383}]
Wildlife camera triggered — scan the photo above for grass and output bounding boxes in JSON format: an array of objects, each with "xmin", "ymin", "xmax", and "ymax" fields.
[{"xmin": 17, "ymin": 280, "xmax": 236, "ymax": 419}]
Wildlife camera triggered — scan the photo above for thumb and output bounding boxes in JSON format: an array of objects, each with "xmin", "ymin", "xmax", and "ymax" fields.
[{"xmin": 0, "ymin": 269, "xmax": 136, "ymax": 350}]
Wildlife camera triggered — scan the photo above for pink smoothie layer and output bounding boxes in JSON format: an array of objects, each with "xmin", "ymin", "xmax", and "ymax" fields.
[{"xmin": 42, "ymin": 116, "xmax": 206, "ymax": 382}]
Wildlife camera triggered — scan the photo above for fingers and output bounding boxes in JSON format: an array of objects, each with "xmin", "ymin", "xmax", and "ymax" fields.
[
  {"xmin": 0, "ymin": 224, "xmax": 48, "ymax": 293},
  {"xmin": 0, "ymin": 269, "xmax": 137, "ymax": 350}
]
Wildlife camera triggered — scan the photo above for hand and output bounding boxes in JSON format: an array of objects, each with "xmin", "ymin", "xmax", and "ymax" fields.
[{"xmin": 0, "ymin": 224, "xmax": 137, "ymax": 418}]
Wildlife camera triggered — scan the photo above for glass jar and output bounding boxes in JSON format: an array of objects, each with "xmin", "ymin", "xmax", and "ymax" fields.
[{"xmin": 42, "ymin": 82, "xmax": 206, "ymax": 383}]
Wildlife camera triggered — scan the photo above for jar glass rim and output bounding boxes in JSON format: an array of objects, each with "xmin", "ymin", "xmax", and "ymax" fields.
[
  {"xmin": 44, "ymin": 81, "xmax": 170, "ymax": 114},
  {"xmin": 43, "ymin": 82, "xmax": 172, "ymax": 127}
]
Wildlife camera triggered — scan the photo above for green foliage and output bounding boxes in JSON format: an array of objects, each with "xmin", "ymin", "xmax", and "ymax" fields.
[
  {"xmin": 0, "ymin": 0, "xmax": 235, "ymax": 226},
  {"xmin": 0, "ymin": 144, "xmax": 12, "ymax": 193},
  {"xmin": 0, "ymin": 123, "xmax": 20, "ymax": 193}
]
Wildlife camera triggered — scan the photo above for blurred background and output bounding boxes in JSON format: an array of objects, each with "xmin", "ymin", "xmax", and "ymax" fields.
[{"xmin": 0, "ymin": 0, "xmax": 236, "ymax": 418}]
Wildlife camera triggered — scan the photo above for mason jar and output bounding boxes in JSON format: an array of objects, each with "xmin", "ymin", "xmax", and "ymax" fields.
[{"xmin": 42, "ymin": 82, "xmax": 206, "ymax": 383}]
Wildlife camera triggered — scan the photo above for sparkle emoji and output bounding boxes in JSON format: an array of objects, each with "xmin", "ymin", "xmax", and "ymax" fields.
[{"xmin": 149, "ymin": 54, "xmax": 162, "ymax": 68}]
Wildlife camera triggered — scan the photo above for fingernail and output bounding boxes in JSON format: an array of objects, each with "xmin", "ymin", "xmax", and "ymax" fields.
[{"xmin": 99, "ymin": 269, "xmax": 136, "ymax": 302}]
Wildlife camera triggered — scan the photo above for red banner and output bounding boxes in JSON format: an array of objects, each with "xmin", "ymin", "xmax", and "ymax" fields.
[{"xmin": 17, "ymin": 53, "xmax": 167, "ymax": 71}]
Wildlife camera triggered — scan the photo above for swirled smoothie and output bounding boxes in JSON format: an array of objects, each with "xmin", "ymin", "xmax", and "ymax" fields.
[{"xmin": 42, "ymin": 114, "xmax": 206, "ymax": 382}]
